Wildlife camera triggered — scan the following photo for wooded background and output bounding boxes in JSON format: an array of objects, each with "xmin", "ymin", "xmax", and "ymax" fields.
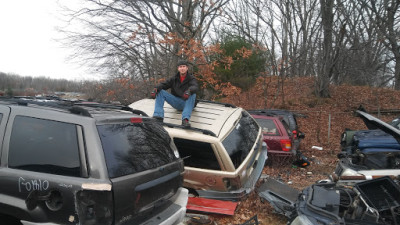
[
  {"xmin": 1, "ymin": 0, "xmax": 399, "ymax": 105},
  {"xmin": 1, "ymin": 2, "xmax": 399, "ymax": 223}
]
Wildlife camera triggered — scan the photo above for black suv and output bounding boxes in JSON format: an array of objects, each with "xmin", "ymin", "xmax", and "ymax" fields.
[{"xmin": 0, "ymin": 99, "xmax": 188, "ymax": 225}]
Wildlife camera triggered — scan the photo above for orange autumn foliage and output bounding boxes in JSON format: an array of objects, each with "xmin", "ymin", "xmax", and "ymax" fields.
[{"xmin": 160, "ymin": 32, "xmax": 246, "ymax": 99}]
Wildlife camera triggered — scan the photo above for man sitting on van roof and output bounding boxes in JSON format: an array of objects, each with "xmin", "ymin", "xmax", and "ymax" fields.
[{"xmin": 151, "ymin": 60, "xmax": 198, "ymax": 128}]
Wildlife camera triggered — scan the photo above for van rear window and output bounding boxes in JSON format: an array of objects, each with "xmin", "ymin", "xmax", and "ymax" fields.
[
  {"xmin": 254, "ymin": 118, "xmax": 279, "ymax": 136},
  {"xmin": 222, "ymin": 112, "xmax": 259, "ymax": 168},
  {"xmin": 97, "ymin": 121, "xmax": 177, "ymax": 178},
  {"xmin": 173, "ymin": 138, "xmax": 220, "ymax": 170}
]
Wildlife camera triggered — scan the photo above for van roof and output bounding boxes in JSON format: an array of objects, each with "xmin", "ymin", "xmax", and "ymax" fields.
[{"xmin": 129, "ymin": 99, "xmax": 242, "ymax": 137}]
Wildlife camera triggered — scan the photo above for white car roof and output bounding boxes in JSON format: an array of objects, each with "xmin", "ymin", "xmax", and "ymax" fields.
[{"xmin": 129, "ymin": 99, "xmax": 242, "ymax": 138}]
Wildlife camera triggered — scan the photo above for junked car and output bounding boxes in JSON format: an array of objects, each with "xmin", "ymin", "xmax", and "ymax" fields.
[
  {"xmin": 334, "ymin": 110, "xmax": 400, "ymax": 184},
  {"xmin": 341, "ymin": 128, "xmax": 400, "ymax": 154},
  {"xmin": 340, "ymin": 110, "xmax": 400, "ymax": 154},
  {"xmin": 250, "ymin": 114, "xmax": 295, "ymax": 156},
  {"xmin": 259, "ymin": 176, "xmax": 400, "ymax": 225},
  {"xmin": 248, "ymin": 109, "xmax": 305, "ymax": 151},
  {"xmin": 129, "ymin": 99, "xmax": 267, "ymax": 200},
  {"xmin": 258, "ymin": 110, "xmax": 400, "ymax": 224},
  {"xmin": 0, "ymin": 98, "xmax": 188, "ymax": 225},
  {"xmin": 250, "ymin": 113, "xmax": 310, "ymax": 167}
]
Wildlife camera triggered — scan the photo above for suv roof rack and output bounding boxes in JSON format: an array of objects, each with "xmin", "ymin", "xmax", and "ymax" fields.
[
  {"xmin": 0, "ymin": 98, "xmax": 148, "ymax": 118},
  {"xmin": 248, "ymin": 110, "xmax": 279, "ymax": 117},
  {"xmin": 163, "ymin": 122, "xmax": 216, "ymax": 137},
  {"xmin": 198, "ymin": 100, "xmax": 236, "ymax": 108},
  {"xmin": 248, "ymin": 109, "xmax": 307, "ymax": 118},
  {"xmin": 74, "ymin": 102, "xmax": 148, "ymax": 116}
]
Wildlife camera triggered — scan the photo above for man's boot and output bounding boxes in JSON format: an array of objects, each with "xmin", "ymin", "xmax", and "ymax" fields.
[{"xmin": 182, "ymin": 118, "xmax": 191, "ymax": 128}]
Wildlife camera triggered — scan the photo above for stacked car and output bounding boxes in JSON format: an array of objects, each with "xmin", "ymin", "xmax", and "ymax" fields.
[
  {"xmin": 0, "ymin": 97, "xmax": 270, "ymax": 224},
  {"xmin": 259, "ymin": 110, "xmax": 400, "ymax": 225},
  {"xmin": 250, "ymin": 114, "xmax": 295, "ymax": 156},
  {"xmin": 334, "ymin": 111, "xmax": 400, "ymax": 183},
  {"xmin": 248, "ymin": 109, "xmax": 310, "ymax": 167},
  {"xmin": 0, "ymin": 98, "xmax": 188, "ymax": 225},
  {"xmin": 259, "ymin": 175, "xmax": 400, "ymax": 225},
  {"xmin": 130, "ymin": 99, "xmax": 267, "ymax": 200},
  {"xmin": 248, "ymin": 109, "xmax": 305, "ymax": 153}
]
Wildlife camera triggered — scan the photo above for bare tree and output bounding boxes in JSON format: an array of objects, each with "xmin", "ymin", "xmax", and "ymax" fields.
[
  {"xmin": 316, "ymin": 0, "xmax": 334, "ymax": 97},
  {"xmin": 329, "ymin": 0, "xmax": 390, "ymax": 86},
  {"xmin": 222, "ymin": 0, "xmax": 322, "ymax": 104},
  {"xmin": 359, "ymin": 0, "xmax": 400, "ymax": 89},
  {"xmin": 61, "ymin": 0, "xmax": 228, "ymax": 85},
  {"xmin": 58, "ymin": 0, "xmax": 400, "ymax": 104}
]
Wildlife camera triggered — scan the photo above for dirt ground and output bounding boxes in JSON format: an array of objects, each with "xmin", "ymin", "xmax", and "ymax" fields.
[
  {"xmin": 205, "ymin": 151, "xmax": 338, "ymax": 225},
  {"xmin": 197, "ymin": 77, "xmax": 400, "ymax": 224}
]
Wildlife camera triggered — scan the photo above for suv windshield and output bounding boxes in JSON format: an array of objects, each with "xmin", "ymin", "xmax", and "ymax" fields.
[
  {"xmin": 97, "ymin": 120, "xmax": 178, "ymax": 178},
  {"xmin": 222, "ymin": 112, "xmax": 259, "ymax": 168}
]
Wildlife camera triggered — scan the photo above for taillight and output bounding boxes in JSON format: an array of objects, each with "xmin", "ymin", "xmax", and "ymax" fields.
[
  {"xmin": 130, "ymin": 117, "xmax": 143, "ymax": 123},
  {"xmin": 76, "ymin": 190, "xmax": 113, "ymax": 225},
  {"xmin": 280, "ymin": 139, "xmax": 292, "ymax": 151}
]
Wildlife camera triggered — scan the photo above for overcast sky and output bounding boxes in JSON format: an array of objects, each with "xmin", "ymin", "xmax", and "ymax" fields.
[{"xmin": 0, "ymin": 0, "xmax": 100, "ymax": 80}]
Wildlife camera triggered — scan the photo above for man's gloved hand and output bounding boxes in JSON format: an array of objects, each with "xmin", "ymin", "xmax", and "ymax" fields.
[
  {"xmin": 183, "ymin": 90, "xmax": 190, "ymax": 100},
  {"xmin": 151, "ymin": 88, "xmax": 158, "ymax": 99}
]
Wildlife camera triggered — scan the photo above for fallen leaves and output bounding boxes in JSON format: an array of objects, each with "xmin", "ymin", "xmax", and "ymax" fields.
[{"xmin": 209, "ymin": 77, "xmax": 400, "ymax": 224}]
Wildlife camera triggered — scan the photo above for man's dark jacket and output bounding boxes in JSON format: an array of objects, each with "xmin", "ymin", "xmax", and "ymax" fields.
[{"xmin": 156, "ymin": 72, "xmax": 199, "ymax": 98}]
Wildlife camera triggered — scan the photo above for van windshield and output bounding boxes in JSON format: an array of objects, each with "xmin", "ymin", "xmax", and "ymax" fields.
[
  {"xmin": 222, "ymin": 112, "xmax": 259, "ymax": 168},
  {"xmin": 97, "ymin": 120, "xmax": 178, "ymax": 178}
]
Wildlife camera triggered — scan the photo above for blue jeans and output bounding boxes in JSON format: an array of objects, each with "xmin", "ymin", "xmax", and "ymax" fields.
[{"xmin": 153, "ymin": 90, "xmax": 196, "ymax": 120}]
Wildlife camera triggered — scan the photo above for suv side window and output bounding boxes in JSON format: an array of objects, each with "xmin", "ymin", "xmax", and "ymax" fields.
[
  {"xmin": 173, "ymin": 138, "xmax": 220, "ymax": 170},
  {"xmin": 8, "ymin": 116, "xmax": 82, "ymax": 177},
  {"xmin": 97, "ymin": 121, "xmax": 177, "ymax": 178}
]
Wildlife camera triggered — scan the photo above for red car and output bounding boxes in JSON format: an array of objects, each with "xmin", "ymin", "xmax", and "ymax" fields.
[{"xmin": 251, "ymin": 114, "xmax": 294, "ymax": 156}]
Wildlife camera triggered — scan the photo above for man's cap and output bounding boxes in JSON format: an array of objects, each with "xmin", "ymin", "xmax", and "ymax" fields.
[{"xmin": 177, "ymin": 60, "xmax": 189, "ymax": 66}]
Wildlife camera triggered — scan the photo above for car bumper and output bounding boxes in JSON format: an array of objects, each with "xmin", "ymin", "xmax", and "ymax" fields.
[
  {"xmin": 332, "ymin": 158, "xmax": 400, "ymax": 185},
  {"xmin": 196, "ymin": 145, "xmax": 268, "ymax": 201},
  {"xmin": 148, "ymin": 187, "xmax": 188, "ymax": 225},
  {"xmin": 21, "ymin": 188, "xmax": 189, "ymax": 225},
  {"xmin": 267, "ymin": 149, "xmax": 295, "ymax": 156}
]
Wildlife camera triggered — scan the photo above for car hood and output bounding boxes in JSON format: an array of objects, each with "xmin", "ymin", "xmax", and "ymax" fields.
[{"xmin": 356, "ymin": 110, "xmax": 400, "ymax": 143}]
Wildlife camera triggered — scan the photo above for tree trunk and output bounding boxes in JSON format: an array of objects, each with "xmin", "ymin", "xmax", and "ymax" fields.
[
  {"xmin": 366, "ymin": 0, "xmax": 400, "ymax": 89},
  {"xmin": 317, "ymin": 0, "xmax": 334, "ymax": 98},
  {"xmin": 386, "ymin": 1, "xmax": 400, "ymax": 89},
  {"xmin": 395, "ymin": 59, "xmax": 400, "ymax": 90}
]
